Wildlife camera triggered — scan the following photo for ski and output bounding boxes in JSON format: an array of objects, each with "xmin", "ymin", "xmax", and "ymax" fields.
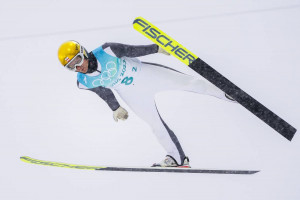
[
  {"xmin": 133, "ymin": 17, "xmax": 296, "ymax": 141},
  {"xmin": 20, "ymin": 156, "xmax": 258, "ymax": 175}
]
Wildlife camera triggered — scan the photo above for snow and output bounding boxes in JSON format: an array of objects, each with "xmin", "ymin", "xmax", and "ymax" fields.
[{"xmin": 1, "ymin": 0, "xmax": 300, "ymax": 199}]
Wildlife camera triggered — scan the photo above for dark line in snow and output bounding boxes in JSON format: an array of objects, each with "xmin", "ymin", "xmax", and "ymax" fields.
[{"xmin": 0, "ymin": 4, "xmax": 299, "ymax": 41}]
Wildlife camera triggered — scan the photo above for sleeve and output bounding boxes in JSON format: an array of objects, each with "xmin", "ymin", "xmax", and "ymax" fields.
[
  {"xmin": 102, "ymin": 42, "xmax": 159, "ymax": 58},
  {"xmin": 77, "ymin": 81, "xmax": 120, "ymax": 111}
]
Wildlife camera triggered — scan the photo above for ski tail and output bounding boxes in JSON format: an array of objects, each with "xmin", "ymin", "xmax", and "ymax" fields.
[{"xmin": 133, "ymin": 17, "xmax": 296, "ymax": 141}]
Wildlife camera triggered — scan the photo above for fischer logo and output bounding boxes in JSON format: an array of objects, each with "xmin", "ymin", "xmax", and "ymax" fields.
[{"xmin": 133, "ymin": 18, "xmax": 196, "ymax": 65}]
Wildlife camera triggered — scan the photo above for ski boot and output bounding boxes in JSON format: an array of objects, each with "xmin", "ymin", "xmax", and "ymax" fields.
[{"xmin": 152, "ymin": 155, "xmax": 191, "ymax": 168}]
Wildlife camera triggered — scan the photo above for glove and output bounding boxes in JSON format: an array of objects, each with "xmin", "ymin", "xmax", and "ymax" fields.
[
  {"xmin": 158, "ymin": 46, "xmax": 170, "ymax": 56},
  {"xmin": 113, "ymin": 106, "xmax": 129, "ymax": 122}
]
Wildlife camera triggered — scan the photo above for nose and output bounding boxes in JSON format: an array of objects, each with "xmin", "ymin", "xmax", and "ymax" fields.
[{"xmin": 76, "ymin": 65, "xmax": 83, "ymax": 72}]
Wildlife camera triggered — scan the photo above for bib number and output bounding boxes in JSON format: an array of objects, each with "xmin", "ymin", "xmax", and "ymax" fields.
[{"xmin": 121, "ymin": 77, "xmax": 133, "ymax": 85}]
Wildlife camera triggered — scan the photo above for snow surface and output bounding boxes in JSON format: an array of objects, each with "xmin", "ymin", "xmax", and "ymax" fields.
[{"xmin": 1, "ymin": 0, "xmax": 300, "ymax": 199}]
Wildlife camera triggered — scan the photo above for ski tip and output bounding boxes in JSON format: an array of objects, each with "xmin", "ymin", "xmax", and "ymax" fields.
[
  {"xmin": 20, "ymin": 156, "xmax": 27, "ymax": 160},
  {"xmin": 20, "ymin": 156, "xmax": 31, "ymax": 163},
  {"xmin": 20, "ymin": 156, "xmax": 30, "ymax": 159},
  {"xmin": 132, "ymin": 16, "xmax": 144, "ymax": 25}
]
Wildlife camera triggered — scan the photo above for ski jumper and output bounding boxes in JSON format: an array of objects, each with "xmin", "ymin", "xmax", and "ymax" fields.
[{"xmin": 77, "ymin": 43, "xmax": 232, "ymax": 164}]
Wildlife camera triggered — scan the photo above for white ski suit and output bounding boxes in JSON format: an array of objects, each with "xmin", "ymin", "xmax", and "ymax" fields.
[{"xmin": 77, "ymin": 43, "xmax": 233, "ymax": 164}]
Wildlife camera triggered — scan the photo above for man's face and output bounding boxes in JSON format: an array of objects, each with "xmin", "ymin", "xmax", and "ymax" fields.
[{"xmin": 76, "ymin": 58, "xmax": 89, "ymax": 73}]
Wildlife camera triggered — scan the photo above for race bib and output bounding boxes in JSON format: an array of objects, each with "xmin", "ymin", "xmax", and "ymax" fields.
[{"xmin": 77, "ymin": 47, "xmax": 141, "ymax": 89}]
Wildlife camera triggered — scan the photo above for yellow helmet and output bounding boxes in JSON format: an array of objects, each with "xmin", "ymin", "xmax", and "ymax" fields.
[{"xmin": 57, "ymin": 40, "xmax": 88, "ymax": 70}]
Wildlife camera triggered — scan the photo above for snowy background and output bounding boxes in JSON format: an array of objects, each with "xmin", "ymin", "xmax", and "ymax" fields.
[{"xmin": 1, "ymin": 0, "xmax": 300, "ymax": 199}]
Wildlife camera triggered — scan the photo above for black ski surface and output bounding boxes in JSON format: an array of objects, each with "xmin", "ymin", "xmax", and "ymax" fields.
[
  {"xmin": 20, "ymin": 156, "xmax": 258, "ymax": 175},
  {"xmin": 97, "ymin": 167, "xmax": 259, "ymax": 174},
  {"xmin": 133, "ymin": 17, "xmax": 297, "ymax": 141},
  {"xmin": 189, "ymin": 58, "xmax": 296, "ymax": 141}
]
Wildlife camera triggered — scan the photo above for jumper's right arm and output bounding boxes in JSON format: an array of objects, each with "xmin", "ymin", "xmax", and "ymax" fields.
[
  {"xmin": 88, "ymin": 87, "xmax": 121, "ymax": 111},
  {"xmin": 77, "ymin": 81, "xmax": 120, "ymax": 111},
  {"xmin": 77, "ymin": 82, "xmax": 128, "ymax": 122}
]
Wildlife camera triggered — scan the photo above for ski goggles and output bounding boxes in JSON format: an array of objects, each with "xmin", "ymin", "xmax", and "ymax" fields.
[{"xmin": 65, "ymin": 47, "xmax": 85, "ymax": 71}]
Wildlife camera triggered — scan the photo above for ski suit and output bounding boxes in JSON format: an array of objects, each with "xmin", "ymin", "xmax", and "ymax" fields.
[{"xmin": 77, "ymin": 43, "xmax": 232, "ymax": 164}]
